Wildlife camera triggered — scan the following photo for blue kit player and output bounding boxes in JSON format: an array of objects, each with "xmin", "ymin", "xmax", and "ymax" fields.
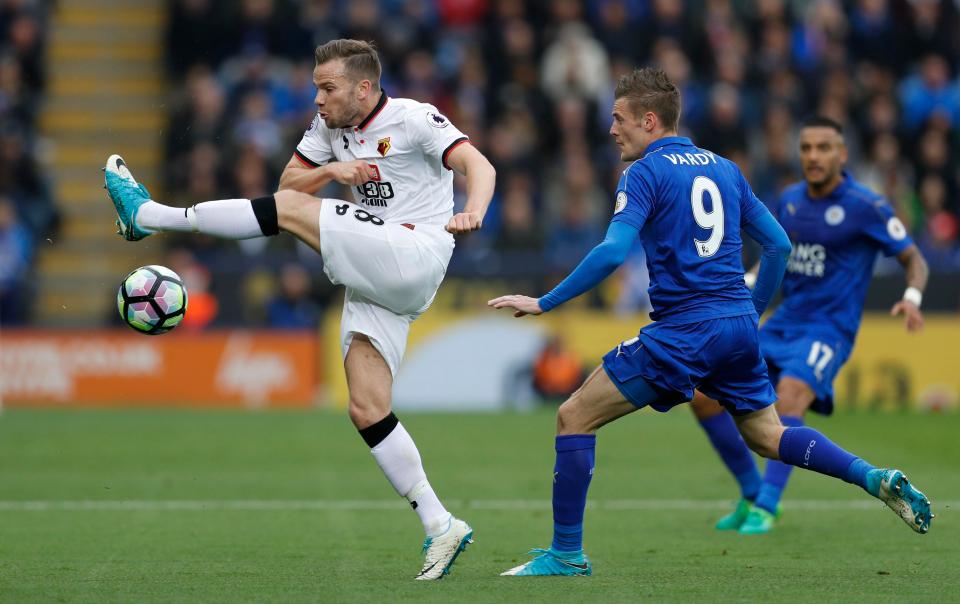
[
  {"xmin": 489, "ymin": 69, "xmax": 933, "ymax": 577},
  {"xmin": 689, "ymin": 116, "xmax": 931, "ymax": 535}
]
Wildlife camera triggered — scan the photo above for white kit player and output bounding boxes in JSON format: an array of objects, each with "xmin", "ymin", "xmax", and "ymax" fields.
[{"xmin": 103, "ymin": 39, "xmax": 496, "ymax": 580}]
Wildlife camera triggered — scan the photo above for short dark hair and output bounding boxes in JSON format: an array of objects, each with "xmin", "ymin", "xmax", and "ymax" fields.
[
  {"xmin": 614, "ymin": 67, "xmax": 681, "ymax": 131},
  {"xmin": 314, "ymin": 39, "xmax": 381, "ymax": 90},
  {"xmin": 799, "ymin": 115, "xmax": 843, "ymax": 134}
]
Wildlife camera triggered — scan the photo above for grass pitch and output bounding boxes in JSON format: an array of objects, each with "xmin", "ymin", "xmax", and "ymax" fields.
[{"xmin": 0, "ymin": 408, "xmax": 957, "ymax": 603}]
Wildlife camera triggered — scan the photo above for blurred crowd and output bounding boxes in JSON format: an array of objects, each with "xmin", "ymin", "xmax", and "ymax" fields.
[
  {"xmin": 0, "ymin": 0, "xmax": 57, "ymax": 324},
  {"xmin": 8, "ymin": 0, "xmax": 958, "ymax": 326},
  {"xmin": 161, "ymin": 0, "xmax": 960, "ymax": 322}
]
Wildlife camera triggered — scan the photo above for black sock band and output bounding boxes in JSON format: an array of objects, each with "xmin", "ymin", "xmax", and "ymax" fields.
[
  {"xmin": 358, "ymin": 412, "xmax": 399, "ymax": 448},
  {"xmin": 251, "ymin": 195, "xmax": 279, "ymax": 236}
]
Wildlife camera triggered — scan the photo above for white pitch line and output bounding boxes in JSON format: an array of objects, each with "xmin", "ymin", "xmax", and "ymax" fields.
[{"xmin": 0, "ymin": 499, "xmax": 952, "ymax": 512}]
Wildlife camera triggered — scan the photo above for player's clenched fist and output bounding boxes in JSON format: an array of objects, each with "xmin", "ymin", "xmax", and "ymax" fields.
[
  {"xmin": 328, "ymin": 160, "xmax": 375, "ymax": 185},
  {"xmin": 488, "ymin": 294, "xmax": 543, "ymax": 317},
  {"xmin": 445, "ymin": 212, "xmax": 483, "ymax": 234}
]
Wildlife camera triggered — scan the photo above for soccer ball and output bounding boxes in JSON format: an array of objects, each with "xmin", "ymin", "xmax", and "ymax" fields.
[{"xmin": 117, "ymin": 265, "xmax": 188, "ymax": 335}]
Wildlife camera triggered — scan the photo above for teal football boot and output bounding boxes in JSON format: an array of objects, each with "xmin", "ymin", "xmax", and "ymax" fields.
[
  {"xmin": 715, "ymin": 498, "xmax": 752, "ymax": 530},
  {"xmin": 501, "ymin": 548, "xmax": 592, "ymax": 577},
  {"xmin": 870, "ymin": 469, "xmax": 933, "ymax": 534},
  {"xmin": 738, "ymin": 505, "xmax": 778, "ymax": 535},
  {"xmin": 104, "ymin": 154, "xmax": 153, "ymax": 241}
]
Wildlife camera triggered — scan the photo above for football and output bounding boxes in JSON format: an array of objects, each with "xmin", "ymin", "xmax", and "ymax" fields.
[{"xmin": 117, "ymin": 265, "xmax": 188, "ymax": 335}]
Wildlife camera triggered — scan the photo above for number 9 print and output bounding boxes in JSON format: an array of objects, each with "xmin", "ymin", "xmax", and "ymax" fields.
[{"xmin": 691, "ymin": 176, "xmax": 724, "ymax": 257}]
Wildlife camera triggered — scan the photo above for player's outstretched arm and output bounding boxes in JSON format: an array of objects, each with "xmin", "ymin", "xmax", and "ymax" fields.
[
  {"xmin": 742, "ymin": 207, "xmax": 792, "ymax": 316},
  {"xmin": 278, "ymin": 155, "xmax": 375, "ymax": 194},
  {"xmin": 445, "ymin": 143, "xmax": 496, "ymax": 234},
  {"xmin": 488, "ymin": 221, "xmax": 638, "ymax": 317},
  {"xmin": 891, "ymin": 245, "xmax": 928, "ymax": 332},
  {"xmin": 488, "ymin": 294, "xmax": 543, "ymax": 318}
]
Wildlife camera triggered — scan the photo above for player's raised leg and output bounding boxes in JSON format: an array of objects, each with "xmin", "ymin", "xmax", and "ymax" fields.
[
  {"xmin": 502, "ymin": 366, "xmax": 639, "ymax": 577},
  {"xmin": 734, "ymin": 405, "xmax": 933, "ymax": 534},
  {"xmin": 689, "ymin": 392, "xmax": 762, "ymax": 530},
  {"xmin": 104, "ymin": 154, "xmax": 321, "ymax": 250},
  {"xmin": 345, "ymin": 334, "xmax": 472, "ymax": 580}
]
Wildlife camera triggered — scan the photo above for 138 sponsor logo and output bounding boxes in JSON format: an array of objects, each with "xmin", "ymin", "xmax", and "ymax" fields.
[
  {"xmin": 356, "ymin": 181, "xmax": 394, "ymax": 207},
  {"xmin": 355, "ymin": 163, "xmax": 394, "ymax": 208}
]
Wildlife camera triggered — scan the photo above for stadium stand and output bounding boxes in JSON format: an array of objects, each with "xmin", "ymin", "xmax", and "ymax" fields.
[{"xmin": 3, "ymin": 0, "xmax": 959, "ymax": 326}]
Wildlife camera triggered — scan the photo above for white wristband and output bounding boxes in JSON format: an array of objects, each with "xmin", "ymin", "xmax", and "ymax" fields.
[
  {"xmin": 743, "ymin": 272, "xmax": 757, "ymax": 289},
  {"xmin": 903, "ymin": 287, "xmax": 922, "ymax": 308}
]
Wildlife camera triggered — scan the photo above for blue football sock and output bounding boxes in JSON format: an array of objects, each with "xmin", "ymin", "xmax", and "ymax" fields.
[
  {"xmin": 551, "ymin": 434, "xmax": 596, "ymax": 552},
  {"xmin": 754, "ymin": 415, "xmax": 803, "ymax": 513},
  {"xmin": 698, "ymin": 412, "xmax": 761, "ymax": 501},
  {"xmin": 778, "ymin": 426, "xmax": 874, "ymax": 492},
  {"xmin": 847, "ymin": 458, "xmax": 878, "ymax": 496}
]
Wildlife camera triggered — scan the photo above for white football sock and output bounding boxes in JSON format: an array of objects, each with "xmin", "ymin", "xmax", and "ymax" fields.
[
  {"xmin": 135, "ymin": 200, "xmax": 192, "ymax": 232},
  {"xmin": 136, "ymin": 198, "xmax": 265, "ymax": 239},
  {"xmin": 371, "ymin": 422, "xmax": 452, "ymax": 537}
]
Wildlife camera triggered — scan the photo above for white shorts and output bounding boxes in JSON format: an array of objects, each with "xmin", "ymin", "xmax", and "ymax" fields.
[{"xmin": 319, "ymin": 200, "xmax": 454, "ymax": 375}]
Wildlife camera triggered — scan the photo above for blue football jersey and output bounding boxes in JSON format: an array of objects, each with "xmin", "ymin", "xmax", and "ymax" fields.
[
  {"xmin": 613, "ymin": 136, "xmax": 768, "ymax": 324},
  {"xmin": 763, "ymin": 173, "xmax": 913, "ymax": 341}
]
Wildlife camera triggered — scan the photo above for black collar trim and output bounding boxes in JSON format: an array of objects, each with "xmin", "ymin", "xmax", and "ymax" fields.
[{"xmin": 356, "ymin": 91, "xmax": 388, "ymax": 131}]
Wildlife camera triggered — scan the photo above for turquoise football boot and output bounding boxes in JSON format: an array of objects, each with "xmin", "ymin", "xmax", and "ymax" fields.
[
  {"xmin": 715, "ymin": 498, "xmax": 752, "ymax": 530},
  {"xmin": 870, "ymin": 469, "xmax": 933, "ymax": 534},
  {"xmin": 501, "ymin": 548, "xmax": 592, "ymax": 577},
  {"xmin": 738, "ymin": 505, "xmax": 778, "ymax": 535},
  {"xmin": 104, "ymin": 154, "xmax": 153, "ymax": 241}
]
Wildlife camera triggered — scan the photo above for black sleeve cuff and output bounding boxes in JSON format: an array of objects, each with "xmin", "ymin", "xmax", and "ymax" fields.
[
  {"xmin": 441, "ymin": 137, "xmax": 470, "ymax": 170},
  {"xmin": 294, "ymin": 149, "xmax": 321, "ymax": 168}
]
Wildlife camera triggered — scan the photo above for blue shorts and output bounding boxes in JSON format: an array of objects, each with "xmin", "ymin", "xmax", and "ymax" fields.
[
  {"xmin": 759, "ymin": 324, "xmax": 851, "ymax": 415},
  {"xmin": 602, "ymin": 314, "xmax": 777, "ymax": 415}
]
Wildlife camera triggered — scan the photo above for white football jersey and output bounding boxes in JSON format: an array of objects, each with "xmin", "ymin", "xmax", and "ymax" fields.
[{"xmin": 295, "ymin": 93, "xmax": 469, "ymax": 226}]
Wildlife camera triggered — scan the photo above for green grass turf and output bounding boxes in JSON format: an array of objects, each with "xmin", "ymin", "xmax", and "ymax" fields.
[{"xmin": 0, "ymin": 408, "xmax": 957, "ymax": 603}]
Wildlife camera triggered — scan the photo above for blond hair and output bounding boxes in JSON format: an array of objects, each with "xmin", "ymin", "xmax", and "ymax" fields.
[{"xmin": 314, "ymin": 39, "xmax": 381, "ymax": 90}]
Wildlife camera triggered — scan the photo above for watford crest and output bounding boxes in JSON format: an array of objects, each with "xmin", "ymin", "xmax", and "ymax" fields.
[{"xmin": 377, "ymin": 137, "xmax": 391, "ymax": 157}]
